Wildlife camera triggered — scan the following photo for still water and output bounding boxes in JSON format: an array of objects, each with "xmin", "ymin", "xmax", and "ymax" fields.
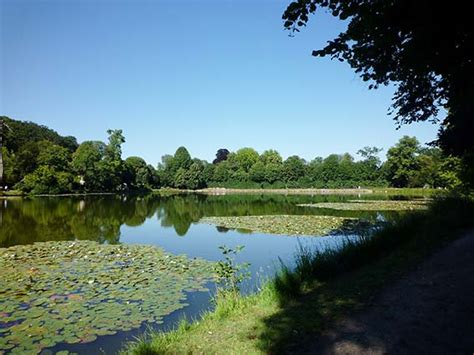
[{"xmin": 0, "ymin": 193, "xmax": 411, "ymax": 354}]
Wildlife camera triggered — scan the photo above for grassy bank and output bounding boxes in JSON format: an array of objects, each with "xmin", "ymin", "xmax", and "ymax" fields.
[
  {"xmin": 123, "ymin": 196, "xmax": 474, "ymax": 354},
  {"xmin": 152, "ymin": 187, "xmax": 438, "ymax": 196},
  {"xmin": 198, "ymin": 187, "xmax": 373, "ymax": 195},
  {"xmin": 371, "ymin": 187, "xmax": 439, "ymax": 196},
  {"xmin": 0, "ymin": 190, "xmax": 24, "ymax": 197}
]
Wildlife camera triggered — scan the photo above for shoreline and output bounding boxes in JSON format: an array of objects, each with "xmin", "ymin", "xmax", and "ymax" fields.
[
  {"xmin": 0, "ymin": 192, "xmax": 117, "ymax": 198},
  {"xmin": 195, "ymin": 187, "xmax": 374, "ymax": 195},
  {"xmin": 122, "ymin": 197, "xmax": 474, "ymax": 354},
  {"xmin": 0, "ymin": 187, "xmax": 438, "ymax": 198}
]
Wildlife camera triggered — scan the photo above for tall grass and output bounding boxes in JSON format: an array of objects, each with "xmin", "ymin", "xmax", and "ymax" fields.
[
  {"xmin": 123, "ymin": 195, "xmax": 474, "ymax": 354},
  {"xmin": 273, "ymin": 196, "xmax": 474, "ymax": 299}
]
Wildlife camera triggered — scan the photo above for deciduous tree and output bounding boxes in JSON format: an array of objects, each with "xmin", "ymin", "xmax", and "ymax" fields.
[{"xmin": 283, "ymin": 0, "xmax": 473, "ymax": 186}]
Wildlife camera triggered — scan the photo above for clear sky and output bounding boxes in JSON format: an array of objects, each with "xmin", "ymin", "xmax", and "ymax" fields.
[{"xmin": 1, "ymin": 0, "xmax": 439, "ymax": 165}]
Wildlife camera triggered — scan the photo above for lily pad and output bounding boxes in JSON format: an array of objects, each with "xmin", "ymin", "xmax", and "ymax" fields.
[
  {"xmin": 0, "ymin": 241, "xmax": 214, "ymax": 353},
  {"xmin": 200, "ymin": 215, "xmax": 368, "ymax": 236},
  {"xmin": 298, "ymin": 199, "xmax": 429, "ymax": 211}
]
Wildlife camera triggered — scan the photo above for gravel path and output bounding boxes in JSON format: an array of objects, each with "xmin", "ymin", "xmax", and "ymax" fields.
[{"xmin": 309, "ymin": 230, "xmax": 474, "ymax": 354}]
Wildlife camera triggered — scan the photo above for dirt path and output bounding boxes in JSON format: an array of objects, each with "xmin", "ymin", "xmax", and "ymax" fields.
[{"xmin": 308, "ymin": 230, "xmax": 474, "ymax": 354}]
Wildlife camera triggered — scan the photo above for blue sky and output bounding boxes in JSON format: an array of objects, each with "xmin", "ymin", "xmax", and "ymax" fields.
[{"xmin": 1, "ymin": 0, "xmax": 439, "ymax": 165}]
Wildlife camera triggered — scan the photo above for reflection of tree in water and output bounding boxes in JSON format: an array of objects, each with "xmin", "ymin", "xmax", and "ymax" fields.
[
  {"xmin": 1, "ymin": 198, "xmax": 77, "ymax": 247},
  {"xmin": 154, "ymin": 194, "xmax": 385, "ymax": 237},
  {"xmin": 0, "ymin": 196, "xmax": 161, "ymax": 247},
  {"xmin": 157, "ymin": 195, "xmax": 203, "ymax": 236},
  {"xmin": 1, "ymin": 193, "xmax": 399, "ymax": 247},
  {"xmin": 69, "ymin": 198, "xmax": 123, "ymax": 244},
  {"xmin": 123, "ymin": 196, "xmax": 160, "ymax": 227},
  {"xmin": 216, "ymin": 226, "xmax": 230, "ymax": 233}
]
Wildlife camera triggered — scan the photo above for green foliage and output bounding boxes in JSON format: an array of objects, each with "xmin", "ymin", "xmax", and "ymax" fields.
[
  {"xmin": 356, "ymin": 147, "xmax": 383, "ymax": 182},
  {"xmin": 36, "ymin": 141, "xmax": 71, "ymax": 171},
  {"xmin": 274, "ymin": 196, "xmax": 474, "ymax": 301},
  {"xmin": 105, "ymin": 129, "xmax": 125, "ymax": 162},
  {"xmin": 3, "ymin": 117, "xmax": 463, "ymax": 193},
  {"xmin": 157, "ymin": 138, "xmax": 459, "ymax": 190},
  {"xmin": 157, "ymin": 147, "xmax": 195, "ymax": 189},
  {"xmin": 12, "ymin": 141, "xmax": 41, "ymax": 180},
  {"xmin": 213, "ymin": 160, "xmax": 231, "ymax": 182},
  {"xmin": 299, "ymin": 200, "xmax": 428, "ymax": 211},
  {"xmin": 183, "ymin": 162, "xmax": 205, "ymax": 189},
  {"xmin": 214, "ymin": 245, "xmax": 250, "ymax": 292},
  {"xmin": 201, "ymin": 215, "xmax": 368, "ymax": 237},
  {"xmin": 71, "ymin": 141, "xmax": 106, "ymax": 191},
  {"xmin": 282, "ymin": 156, "xmax": 306, "ymax": 182},
  {"xmin": 125, "ymin": 156, "xmax": 157, "ymax": 190},
  {"xmin": 124, "ymin": 196, "xmax": 474, "ymax": 354},
  {"xmin": 19, "ymin": 166, "xmax": 75, "ymax": 194},
  {"xmin": 249, "ymin": 161, "xmax": 266, "ymax": 183},
  {"xmin": 233, "ymin": 147, "xmax": 259, "ymax": 172},
  {"xmin": 173, "ymin": 146, "xmax": 192, "ymax": 171},
  {"xmin": 282, "ymin": 1, "xmax": 473, "ymax": 188},
  {"xmin": 264, "ymin": 163, "xmax": 283, "ymax": 184},
  {"xmin": 0, "ymin": 240, "xmax": 213, "ymax": 354},
  {"xmin": 232, "ymin": 168, "xmax": 250, "ymax": 183},
  {"xmin": 201, "ymin": 163, "xmax": 216, "ymax": 183},
  {"xmin": 260, "ymin": 149, "xmax": 283, "ymax": 165},
  {"xmin": 2, "ymin": 117, "xmax": 156, "ymax": 194},
  {"xmin": 157, "ymin": 154, "xmax": 175, "ymax": 187},
  {"xmin": 1, "ymin": 147, "xmax": 17, "ymax": 185},
  {"xmin": 385, "ymin": 136, "xmax": 421, "ymax": 187},
  {"xmin": 213, "ymin": 148, "xmax": 230, "ymax": 164},
  {"xmin": 102, "ymin": 129, "xmax": 126, "ymax": 191},
  {"xmin": 1, "ymin": 116, "xmax": 78, "ymax": 153}
]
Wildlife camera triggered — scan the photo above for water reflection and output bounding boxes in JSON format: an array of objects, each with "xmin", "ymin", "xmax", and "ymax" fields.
[
  {"xmin": 0, "ymin": 193, "xmax": 417, "ymax": 354},
  {"xmin": 0, "ymin": 193, "xmax": 408, "ymax": 248}
]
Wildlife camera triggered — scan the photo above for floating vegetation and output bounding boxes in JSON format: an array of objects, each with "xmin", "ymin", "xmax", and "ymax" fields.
[
  {"xmin": 200, "ymin": 215, "xmax": 368, "ymax": 236},
  {"xmin": 0, "ymin": 241, "xmax": 214, "ymax": 354},
  {"xmin": 298, "ymin": 199, "xmax": 429, "ymax": 211}
]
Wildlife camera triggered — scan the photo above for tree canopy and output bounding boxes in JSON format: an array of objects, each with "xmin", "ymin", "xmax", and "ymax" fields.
[
  {"xmin": 1, "ymin": 117, "xmax": 158, "ymax": 193},
  {"xmin": 2, "ymin": 117, "xmax": 462, "ymax": 193},
  {"xmin": 213, "ymin": 149, "xmax": 230, "ymax": 164},
  {"xmin": 282, "ymin": 0, "xmax": 473, "ymax": 186}
]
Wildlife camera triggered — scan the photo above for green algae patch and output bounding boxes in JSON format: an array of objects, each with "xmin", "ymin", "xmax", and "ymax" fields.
[
  {"xmin": 200, "ymin": 215, "xmax": 367, "ymax": 236},
  {"xmin": 0, "ymin": 241, "xmax": 214, "ymax": 354},
  {"xmin": 298, "ymin": 199, "xmax": 429, "ymax": 211}
]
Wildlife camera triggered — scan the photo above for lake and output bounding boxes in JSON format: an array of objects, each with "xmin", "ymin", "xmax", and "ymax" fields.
[{"xmin": 0, "ymin": 193, "xmax": 425, "ymax": 354}]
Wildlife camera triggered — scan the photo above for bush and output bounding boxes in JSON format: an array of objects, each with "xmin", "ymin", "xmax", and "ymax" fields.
[{"xmin": 17, "ymin": 166, "xmax": 74, "ymax": 194}]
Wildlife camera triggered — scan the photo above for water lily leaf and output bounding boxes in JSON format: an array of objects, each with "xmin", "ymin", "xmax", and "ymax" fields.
[
  {"xmin": 298, "ymin": 199, "xmax": 429, "ymax": 211},
  {"xmin": 0, "ymin": 240, "xmax": 214, "ymax": 353},
  {"xmin": 200, "ymin": 215, "xmax": 368, "ymax": 236}
]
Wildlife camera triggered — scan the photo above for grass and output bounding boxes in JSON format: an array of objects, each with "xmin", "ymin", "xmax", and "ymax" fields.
[
  {"xmin": 198, "ymin": 187, "xmax": 373, "ymax": 195},
  {"xmin": 123, "ymin": 196, "xmax": 474, "ymax": 354},
  {"xmin": 151, "ymin": 188, "xmax": 199, "ymax": 196},
  {"xmin": 0, "ymin": 189, "xmax": 23, "ymax": 197}
]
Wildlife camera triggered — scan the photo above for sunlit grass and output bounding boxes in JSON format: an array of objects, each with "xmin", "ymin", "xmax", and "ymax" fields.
[{"xmin": 123, "ymin": 196, "xmax": 474, "ymax": 354}]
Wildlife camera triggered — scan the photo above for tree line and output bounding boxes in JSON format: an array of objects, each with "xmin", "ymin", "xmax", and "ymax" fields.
[
  {"xmin": 157, "ymin": 137, "xmax": 461, "ymax": 190},
  {"xmin": 282, "ymin": 0, "xmax": 473, "ymax": 190},
  {"xmin": 1, "ymin": 116, "xmax": 157, "ymax": 194},
  {"xmin": 0, "ymin": 116, "xmax": 462, "ymax": 194}
]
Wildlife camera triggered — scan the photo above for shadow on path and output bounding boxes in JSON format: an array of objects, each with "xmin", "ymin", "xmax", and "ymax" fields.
[{"xmin": 258, "ymin": 230, "xmax": 474, "ymax": 354}]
